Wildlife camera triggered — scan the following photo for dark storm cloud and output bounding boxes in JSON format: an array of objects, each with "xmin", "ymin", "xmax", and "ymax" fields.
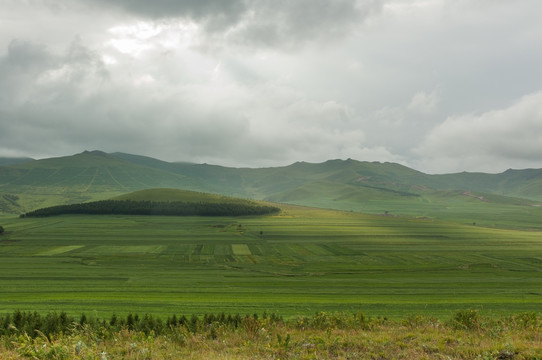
[
  {"xmin": 89, "ymin": 0, "xmax": 246, "ymax": 29},
  {"xmin": 76, "ymin": 0, "xmax": 378, "ymax": 48},
  {"xmin": 0, "ymin": 38, "xmax": 110, "ymax": 156},
  {"xmin": 0, "ymin": 38, "xmax": 107, "ymax": 106},
  {"xmin": 229, "ymin": 0, "xmax": 379, "ymax": 48}
]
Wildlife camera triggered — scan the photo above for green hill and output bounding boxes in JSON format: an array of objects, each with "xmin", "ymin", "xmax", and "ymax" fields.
[
  {"xmin": 0, "ymin": 151, "xmax": 196, "ymax": 189},
  {"xmin": 87, "ymin": 152, "xmax": 542, "ymax": 202},
  {"xmin": 0, "ymin": 151, "xmax": 204, "ymax": 212},
  {"xmin": 422, "ymin": 168, "xmax": 542, "ymax": 200},
  {"xmin": 1, "ymin": 151, "xmax": 541, "ymax": 228},
  {"xmin": 22, "ymin": 188, "xmax": 280, "ymax": 217},
  {"xmin": 113, "ymin": 188, "xmax": 261, "ymax": 204}
]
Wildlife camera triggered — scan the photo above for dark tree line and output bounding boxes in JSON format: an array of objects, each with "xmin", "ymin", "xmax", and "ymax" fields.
[
  {"xmin": 0, "ymin": 310, "xmax": 283, "ymax": 338},
  {"xmin": 20, "ymin": 200, "xmax": 280, "ymax": 218}
]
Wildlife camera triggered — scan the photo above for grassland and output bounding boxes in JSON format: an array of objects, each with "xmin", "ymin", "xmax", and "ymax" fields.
[
  {"xmin": 0, "ymin": 204, "xmax": 541, "ymax": 319},
  {"xmin": 288, "ymin": 189, "xmax": 542, "ymax": 230},
  {"xmin": 2, "ymin": 311, "xmax": 541, "ymax": 359}
]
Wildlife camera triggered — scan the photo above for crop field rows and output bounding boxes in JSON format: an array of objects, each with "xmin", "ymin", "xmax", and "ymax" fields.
[{"xmin": 0, "ymin": 206, "xmax": 541, "ymax": 318}]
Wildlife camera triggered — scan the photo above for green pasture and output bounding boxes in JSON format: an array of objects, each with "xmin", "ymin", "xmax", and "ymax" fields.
[
  {"xmin": 289, "ymin": 191, "xmax": 542, "ymax": 230},
  {"xmin": 0, "ymin": 205, "xmax": 541, "ymax": 319}
]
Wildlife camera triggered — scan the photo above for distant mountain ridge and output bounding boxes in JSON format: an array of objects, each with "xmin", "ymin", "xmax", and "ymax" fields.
[
  {"xmin": 111, "ymin": 153, "xmax": 542, "ymax": 200},
  {"xmin": 1, "ymin": 151, "xmax": 541, "ymax": 216}
]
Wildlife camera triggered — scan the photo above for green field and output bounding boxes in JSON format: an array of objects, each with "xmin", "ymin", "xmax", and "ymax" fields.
[
  {"xmin": 288, "ymin": 191, "xmax": 542, "ymax": 230},
  {"xmin": 1, "ymin": 204, "xmax": 541, "ymax": 319}
]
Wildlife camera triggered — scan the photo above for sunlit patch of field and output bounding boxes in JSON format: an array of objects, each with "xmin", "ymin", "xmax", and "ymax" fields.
[
  {"xmin": 232, "ymin": 244, "xmax": 252, "ymax": 255},
  {"xmin": 35, "ymin": 245, "xmax": 84, "ymax": 256},
  {"xmin": 81, "ymin": 245, "xmax": 167, "ymax": 256}
]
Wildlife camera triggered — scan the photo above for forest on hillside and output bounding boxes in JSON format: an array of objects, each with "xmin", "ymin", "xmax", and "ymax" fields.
[{"xmin": 20, "ymin": 200, "xmax": 280, "ymax": 218}]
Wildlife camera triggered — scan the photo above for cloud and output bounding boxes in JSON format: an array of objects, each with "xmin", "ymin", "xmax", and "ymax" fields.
[
  {"xmin": 0, "ymin": 38, "xmax": 108, "ymax": 107},
  {"xmin": 225, "ymin": 0, "xmax": 382, "ymax": 49},
  {"xmin": 0, "ymin": 37, "xmax": 395, "ymax": 167},
  {"xmin": 415, "ymin": 91, "xmax": 542, "ymax": 173},
  {"xmin": 0, "ymin": 38, "xmax": 110, "ymax": 156},
  {"xmin": 1, "ymin": 0, "xmax": 541, "ymax": 173},
  {"xmin": 72, "ymin": 0, "xmax": 382, "ymax": 50},
  {"xmin": 4, "ymin": 40, "xmax": 52, "ymax": 69},
  {"xmin": 91, "ymin": 0, "xmax": 246, "ymax": 24},
  {"xmin": 407, "ymin": 91, "xmax": 438, "ymax": 114}
]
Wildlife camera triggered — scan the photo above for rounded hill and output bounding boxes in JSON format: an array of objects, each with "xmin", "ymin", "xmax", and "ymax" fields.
[
  {"xmin": 21, "ymin": 189, "xmax": 280, "ymax": 218},
  {"xmin": 112, "ymin": 188, "xmax": 245, "ymax": 204}
]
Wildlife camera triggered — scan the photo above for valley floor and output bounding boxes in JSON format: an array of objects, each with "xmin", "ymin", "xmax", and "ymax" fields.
[{"xmin": 0, "ymin": 205, "xmax": 541, "ymax": 318}]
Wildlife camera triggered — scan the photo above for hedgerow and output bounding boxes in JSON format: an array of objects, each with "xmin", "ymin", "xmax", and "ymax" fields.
[{"xmin": 0, "ymin": 311, "xmax": 283, "ymax": 338}]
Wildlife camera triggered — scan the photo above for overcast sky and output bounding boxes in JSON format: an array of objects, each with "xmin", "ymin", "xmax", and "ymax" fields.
[{"xmin": 1, "ymin": 0, "xmax": 541, "ymax": 173}]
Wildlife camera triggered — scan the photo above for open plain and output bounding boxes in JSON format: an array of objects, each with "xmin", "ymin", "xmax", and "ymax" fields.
[{"xmin": 1, "ymin": 202, "xmax": 541, "ymax": 319}]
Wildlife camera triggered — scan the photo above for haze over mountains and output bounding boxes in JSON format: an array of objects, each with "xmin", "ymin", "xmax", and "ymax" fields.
[{"xmin": 1, "ymin": 150, "xmax": 541, "ymax": 217}]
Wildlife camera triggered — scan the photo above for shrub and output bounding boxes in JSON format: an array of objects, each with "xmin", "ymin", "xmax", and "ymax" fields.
[
  {"xmin": 451, "ymin": 309, "xmax": 481, "ymax": 330},
  {"xmin": 511, "ymin": 312, "xmax": 540, "ymax": 330}
]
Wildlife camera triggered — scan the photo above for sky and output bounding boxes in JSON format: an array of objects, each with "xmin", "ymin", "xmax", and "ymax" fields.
[{"xmin": 0, "ymin": 0, "xmax": 541, "ymax": 174}]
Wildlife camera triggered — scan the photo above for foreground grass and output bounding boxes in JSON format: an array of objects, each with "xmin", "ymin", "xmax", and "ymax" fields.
[{"xmin": 1, "ymin": 312, "xmax": 541, "ymax": 359}]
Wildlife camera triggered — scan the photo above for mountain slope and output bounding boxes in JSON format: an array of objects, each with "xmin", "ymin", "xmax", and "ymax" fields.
[
  {"xmin": 421, "ymin": 169, "xmax": 542, "ymax": 200},
  {"xmin": 0, "ymin": 151, "xmax": 202, "ymax": 212},
  {"xmin": 0, "ymin": 151, "xmax": 541, "ymax": 225},
  {"xmin": 101, "ymin": 153, "xmax": 542, "ymax": 201}
]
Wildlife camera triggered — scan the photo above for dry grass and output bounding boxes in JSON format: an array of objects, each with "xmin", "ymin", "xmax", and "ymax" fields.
[{"xmin": 2, "ymin": 313, "xmax": 541, "ymax": 359}]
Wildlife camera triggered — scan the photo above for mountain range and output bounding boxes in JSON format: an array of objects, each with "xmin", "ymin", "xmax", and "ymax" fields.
[{"xmin": 1, "ymin": 150, "xmax": 541, "ymax": 221}]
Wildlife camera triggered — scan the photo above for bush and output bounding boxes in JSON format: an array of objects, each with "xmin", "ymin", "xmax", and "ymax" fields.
[
  {"xmin": 451, "ymin": 309, "xmax": 481, "ymax": 330},
  {"xmin": 511, "ymin": 312, "xmax": 540, "ymax": 330},
  {"xmin": 296, "ymin": 312, "xmax": 370, "ymax": 330}
]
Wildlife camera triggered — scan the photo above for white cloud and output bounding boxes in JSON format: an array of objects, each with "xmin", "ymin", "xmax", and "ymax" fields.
[
  {"xmin": 415, "ymin": 91, "xmax": 542, "ymax": 173},
  {"xmin": 0, "ymin": 36, "xmax": 393, "ymax": 167},
  {"xmin": 408, "ymin": 91, "xmax": 438, "ymax": 114}
]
